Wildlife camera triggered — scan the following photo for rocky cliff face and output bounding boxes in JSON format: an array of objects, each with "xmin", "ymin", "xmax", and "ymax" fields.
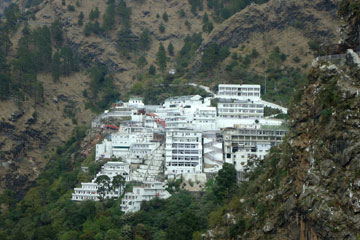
[{"xmin": 205, "ymin": 22, "xmax": 360, "ymax": 240}]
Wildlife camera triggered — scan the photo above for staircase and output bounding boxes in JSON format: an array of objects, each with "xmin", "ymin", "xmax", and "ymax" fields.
[
  {"xmin": 131, "ymin": 144, "xmax": 165, "ymax": 182},
  {"xmin": 204, "ymin": 138, "xmax": 223, "ymax": 167}
]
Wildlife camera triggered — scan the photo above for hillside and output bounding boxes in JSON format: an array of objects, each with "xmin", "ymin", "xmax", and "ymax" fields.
[
  {"xmin": 1, "ymin": 0, "xmax": 360, "ymax": 239},
  {"xmin": 0, "ymin": 0, "xmax": 339, "ymax": 196}
]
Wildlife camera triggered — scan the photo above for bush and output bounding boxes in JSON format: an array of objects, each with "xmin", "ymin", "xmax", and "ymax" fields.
[
  {"xmin": 228, "ymin": 218, "xmax": 246, "ymax": 238},
  {"xmin": 67, "ymin": 5, "xmax": 75, "ymax": 11},
  {"xmin": 162, "ymin": 12, "xmax": 169, "ymax": 22},
  {"xmin": 159, "ymin": 24, "xmax": 165, "ymax": 33}
]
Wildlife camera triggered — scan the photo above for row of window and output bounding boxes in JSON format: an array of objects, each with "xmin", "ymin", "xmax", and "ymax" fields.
[
  {"xmin": 218, "ymin": 87, "xmax": 260, "ymax": 91},
  {"xmin": 171, "ymin": 137, "xmax": 200, "ymax": 143},
  {"xmin": 219, "ymin": 115, "xmax": 263, "ymax": 119},
  {"xmin": 220, "ymin": 104, "xmax": 263, "ymax": 108},
  {"xmin": 172, "ymin": 150, "xmax": 199, "ymax": 154},
  {"xmin": 218, "ymin": 92, "xmax": 260, "ymax": 96},
  {"xmin": 219, "ymin": 109, "xmax": 264, "ymax": 113},
  {"xmin": 167, "ymin": 162, "xmax": 198, "ymax": 167},
  {"xmin": 230, "ymin": 130, "xmax": 287, "ymax": 136},
  {"xmin": 171, "ymin": 143, "xmax": 198, "ymax": 148},
  {"xmin": 170, "ymin": 156, "xmax": 200, "ymax": 161}
]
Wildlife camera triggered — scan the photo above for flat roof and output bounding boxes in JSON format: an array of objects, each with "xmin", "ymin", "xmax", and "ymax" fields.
[{"xmin": 218, "ymin": 84, "xmax": 261, "ymax": 88}]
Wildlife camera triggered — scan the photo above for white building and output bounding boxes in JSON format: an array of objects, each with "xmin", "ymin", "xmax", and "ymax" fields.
[
  {"xmin": 72, "ymin": 161, "xmax": 130, "ymax": 201},
  {"xmin": 222, "ymin": 124, "xmax": 288, "ymax": 171},
  {"xmin": 95, "ymin": 126, "xmax": 157, "ymax": 161},
  {"xmin": 163, "ymin": 95, "xmax": 204, "ymax": 109},
  {"xmin": 120, "ymin": 181, "xmax": 171, "ymax": 213},
  {"xmin": 217, "ymin": 99, "xmax": 264, "ymax": 119},
  {"xmin": 217, "ymin": 84, "xmax": 261, "ymax": 101},
  {"xmin": 128, "ymin": 97, "xmax": 144, "ymax": 108},
  {"xmin": 165, "ymin": 129, "xmax": 203, "ymax": 176},
  {"xmin": 192, "ymin": 107, "xmax": 217, "ymax": 131}
]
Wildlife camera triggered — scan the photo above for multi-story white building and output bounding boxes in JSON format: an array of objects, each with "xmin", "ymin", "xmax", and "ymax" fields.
[
  {"xmin": 165, "ymin": 129, "xmax": 203, "ymax": 175},
  {"xmin": 96, "ymin": 126, "xmax": 156, "ymax": 161},
  {"xmin": 72, "ymin": 161, "xmax": 130, "ymax": 201},
  {"xmin": 222, "ymin": 124, "xmax": 288, "ymax": 171},
  {"xmin": 192, "ymin": 107, "xmax": 217, "ymax": 130},
  {"xmin": 217, "ymin": 99, "xmax": 264, "ymax": 119},
  {"xmin": 120, "ymin": 182, "xmax": 171, "ymax": 213},
  {"xmin": 217, "ymin": 84, "xmax": 261, "ymax": 101},
  {"xmin": 164, "ymin": 111, "xmax": 188, "ymax": 129}
]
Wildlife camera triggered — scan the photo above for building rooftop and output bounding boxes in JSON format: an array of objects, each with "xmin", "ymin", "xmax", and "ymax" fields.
[{"xmin": 165, "ymin": 95, "xmax": 202, "ymax": 102}]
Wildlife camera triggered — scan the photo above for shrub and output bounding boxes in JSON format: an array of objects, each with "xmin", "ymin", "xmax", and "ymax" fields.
[{"xmin": 67, "ymin": 5, "xmax": 75, "ymax": 11}]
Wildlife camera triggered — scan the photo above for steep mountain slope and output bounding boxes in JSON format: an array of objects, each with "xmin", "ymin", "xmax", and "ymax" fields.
[
  {"xmin": 204, "ymin": 7, "xmax": 360, "ymax": 239},
  {"xmin": 0, "ymin": 0, "xmax": 339, "ymax": 196},
  {"xmin": 192, "ymin": 0, "xmax": 339, "ymax": 87}
]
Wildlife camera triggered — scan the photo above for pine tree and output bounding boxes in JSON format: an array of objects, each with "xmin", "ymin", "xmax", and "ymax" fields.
[
  {"xmin": 78, "ymin": 12, "xmax": 84, "ymax": 26},
  {"xmin": 139, "ymin": 29, "xmax": 151, "ymax": 51},
  {"xmin": 168, "ymin": 42, "xmax": 174, "ymax": 56},
  {"xmin": 148, "ymin": 65, "xmax": 156, "ymax": 75},
  {"xmin": 156, "ymin": 43, "xmax": 167, "ymax": 72},
  {"xmin": 52, "ymin": 52, "xmax": 61, "ymax": 82}
]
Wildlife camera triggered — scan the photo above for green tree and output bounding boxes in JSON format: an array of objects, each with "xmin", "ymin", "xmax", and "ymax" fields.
[
  {"xmin": 156, "ymin": 43, "xmax": 167, "ymax": 72},
  {"xmin": 159, "ymin": 23, "xmax": 165, "ymax": 33},
  {"xmin": 137, "ymin": 56, "xmax": 147, "ymax": 69},
  {"xmin": 179, "ymin": 9, "xmax": 186, "ymax": 18},
  {"xmin": 168, "ymin": 42, "xmax": 174, "ymax": 56},
  {"xmin": 78, "ymin": 12, "xmax": 84, "ymax": 26},
  {"xmin": 139, "ymin": 28, "xmax": 151, "ymax": 51},
  {"xmin": 116, "ymin": 28, "xmax": 138, "ymax": 55},
  {"xmin": 89, "ymin": 7, "xmax": 100, "ymax": 20},
  {"xmin": 60, "ymin": 46, "xmax": 75, "ymax": 76},
  {"xmin": 111, "ymin": 175, "xmax": 125, "ymax": 197},
  {"xmin": 67, "ymin": 4, "xmax": 75, "ymax": 11},
  {"xmin": 105, "ymin": 229, "xmax": 121, "ymax": 240},
  {"xmin": 95, "ymin": 175, "xmax": 111, "ymax": 201},
  {"xmin": 202, "ymin": 13, "xmax": 213, "ymax": 33},
  {"xmin": 162, "ymin": 12, "xmax": 169, "ymax": 22},
  {"xmin": 52, "ymin": 52, "xmax": 61, "ymax": 82},
  {"xmin": 103, "ymin": 2, "xmax": 116, "ymax": 31},
  {"xmin": 130, "ymin": 82, "xmax": 144, "ymax": 95},
  {"xmin": 117, "ymin": 0, "xmax": 131, "ymax": 30},
  {"xmin": 148, "ymin": 65, "xmax": 156, "ymax": 75},
  {"xmin": 212, "ymin": 163, "xmax": 237, "ymax": 201},
  {"xmin": 3, "ymin": 3, "xmax": 20, "ymax": 32},
  {"xmin": 51, "ymin": 20, "xmax": 64, "ymax": 45},
  {"xmin": 60, "ymin": 230, "xmax": 80, "ymax": 240}
]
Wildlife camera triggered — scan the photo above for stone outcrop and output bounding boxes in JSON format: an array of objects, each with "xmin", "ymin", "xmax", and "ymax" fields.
[{"xmin": 204, "ymin": 19, "xmax": 360, "ymax": 240}]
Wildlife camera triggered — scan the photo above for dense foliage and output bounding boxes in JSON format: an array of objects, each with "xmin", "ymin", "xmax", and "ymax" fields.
[{"xmin": 85, "ymin": 64, "xmax": 120, "ymax": 113}]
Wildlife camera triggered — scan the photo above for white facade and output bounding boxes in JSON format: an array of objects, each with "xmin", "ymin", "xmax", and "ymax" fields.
[
  {"xmin": 217, "ymin": 84, "xmax": 261, "ymax": 101},
  {"xmin": 217, "ymin": 100, "xmax": 264, "ymax": 119},
  {"xmin": 223, "ymin": 124, "xmax": 288, "ymax": 171},
  {"xmin": 163, "ymin": 95, "xmax": 204, "ymax": 109},
  {"xmin": 128, "ymin": 97, "xmax": 144, "ymax": 108},
  {"xmin": 95, "ymin": 126, "xmax": 156, "ymax": 161},
  {"xmin": 192, "ymin": 107, "xmax": 217, "ymax": 131},
  {"xmin": 120, "ymin": 182, "xmax": 171, "ymax": 213},
  {"xmin": 72, "ymin": 161, "xmax": 130, "ymax": 201},
  {"xmin": 165, "ymin": 129, "xmax": 203, "ymax": 175}
]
